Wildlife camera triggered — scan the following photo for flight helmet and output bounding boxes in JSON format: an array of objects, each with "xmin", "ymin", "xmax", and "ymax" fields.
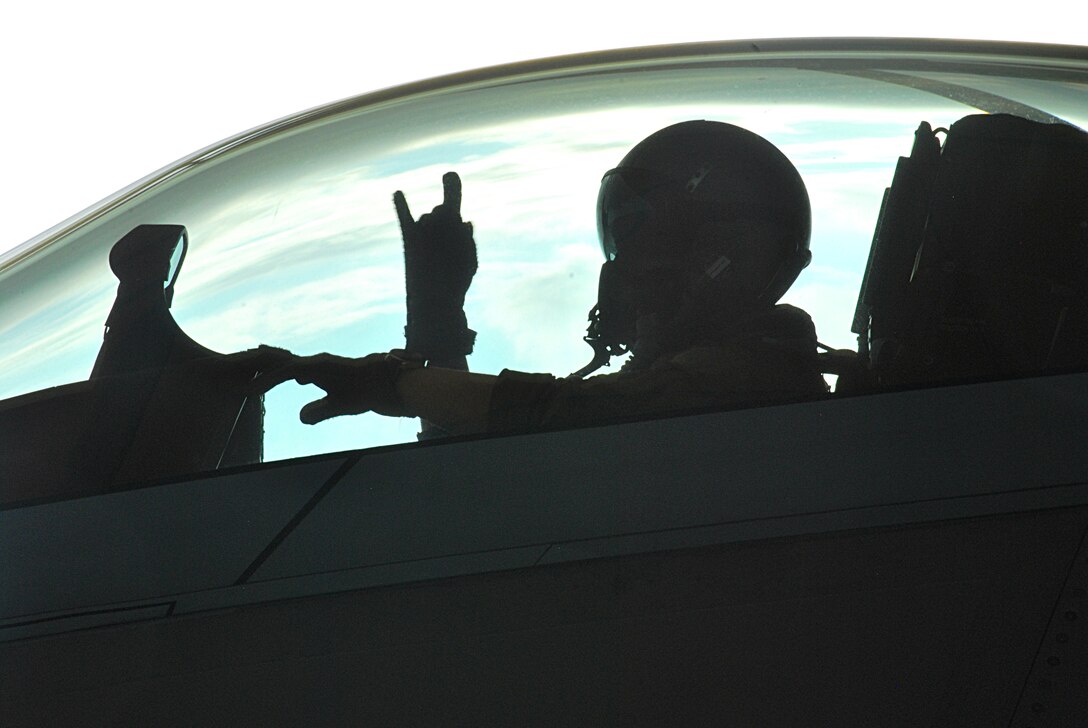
[{"xmin": 575, "ymin": 120, "xmax": 812, "ymax": 376}]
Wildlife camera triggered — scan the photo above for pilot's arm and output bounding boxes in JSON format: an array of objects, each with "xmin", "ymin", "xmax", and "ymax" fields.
[
  {"xmin": 251, "ymin": 350, "xmax": 496, "ymax": 435},
  {"xmin": 251, "ymin": 309, "xmax": 826, "ymax": 437},
  {"xmin": 397, "ymin": 365, "xmax": 496, "ymax": 434}
]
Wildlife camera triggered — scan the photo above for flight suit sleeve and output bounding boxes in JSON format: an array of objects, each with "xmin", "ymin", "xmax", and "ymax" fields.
[
  {"xmin": 488, "ymin": 344, "xmax": 824, "ymax": 433},
  {"xmin": 487, "ymin": 305, "xmax": 827, "ymax": 433},
  {"xmin": 487, "ymin": 371, "xmax": 561, "ymax": 433}
]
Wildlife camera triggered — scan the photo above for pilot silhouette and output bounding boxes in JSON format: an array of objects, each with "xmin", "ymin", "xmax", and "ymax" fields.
[{"xmin": 253, "ymin": 121, "xmax": 827, "ymax": 434}]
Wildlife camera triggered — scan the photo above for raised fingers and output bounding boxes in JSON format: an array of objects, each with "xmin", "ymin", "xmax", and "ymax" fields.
[
  {"xmin": 442, "ymin": 171, "xmax": 461, "ymax": 216},
  {"xmin": 392, "ymin": 190, "xmax": 415, "ymax": 235}
]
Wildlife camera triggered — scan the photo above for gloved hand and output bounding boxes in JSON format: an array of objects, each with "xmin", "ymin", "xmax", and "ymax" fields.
[
  {"xmin": 394, "ymin": 172, "xmax": 478, "ymax": 362},
  {"xmin": 249, "ymin": 347, "xmax": 424, "ymax": 423}
]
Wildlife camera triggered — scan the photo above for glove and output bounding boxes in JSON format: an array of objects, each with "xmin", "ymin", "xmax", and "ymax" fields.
[
  {"xmin": 394, "ymin": 172, "xmax": 478, "ymax": 361},
  {"xmin": 250, "ymin": 348, "xmax": 424, "ymax": 424}
]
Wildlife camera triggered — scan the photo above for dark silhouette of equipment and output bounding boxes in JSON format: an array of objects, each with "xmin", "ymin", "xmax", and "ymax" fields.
[
  {"xmin": 90, "ymin": 224, "xmax": 201, "ymax": 377},
  {"xmin": 851, "ymin": 114, "xmax": 1088, "ymax": 389},
  {"xmin": 0, "ymin": 225, "xmax": 263, "ymax": 504}
]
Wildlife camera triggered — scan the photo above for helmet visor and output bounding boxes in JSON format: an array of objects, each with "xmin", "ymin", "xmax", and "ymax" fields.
[{"xmin": 596, "ymin": 167, "xmax": 677, "ymax": 261}]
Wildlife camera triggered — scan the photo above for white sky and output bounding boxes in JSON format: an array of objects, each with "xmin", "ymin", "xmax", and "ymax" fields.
[{"xmin": 0, "ymin": 1, "xmax": 1082, "ymax": 257}]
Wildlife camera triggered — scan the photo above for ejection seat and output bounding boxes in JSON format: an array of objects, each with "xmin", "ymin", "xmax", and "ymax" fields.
[
  {"xmin": 840, "ymin": 113, "xmax": 1088, "ymax": 392},
  {"xmin": 0, "ymin": 225, "xmax": 263, "ymax": 505}
]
